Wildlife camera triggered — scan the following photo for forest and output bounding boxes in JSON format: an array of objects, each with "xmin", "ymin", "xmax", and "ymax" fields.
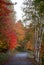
[{"xmin": 0, "ymin": 0, "xmax": 44, "ymax": 65}]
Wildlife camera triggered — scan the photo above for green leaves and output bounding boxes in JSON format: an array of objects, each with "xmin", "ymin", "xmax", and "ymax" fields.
[
  {"xmin": 34, "ymin": 0, "xmax": 44, "ymax": 15},
  {"xmin": 42, "ymin": 33, "xmax": 44, "ymax": 43},
  {"xmin": 39, "ymin": 2, "xmax": 44, "ymax": 13}
]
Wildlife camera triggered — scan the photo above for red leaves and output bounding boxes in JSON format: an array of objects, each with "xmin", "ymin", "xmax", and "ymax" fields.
[
  {"xmin": 0, "ymin": 0, "xmax": 17, "ymax": 50},
  {"xmin": 0, "ymin": 0, "xmax": 14, "ymax": 5},
  {"xmin": 0, "ymin": 0, "xmax": 13, "ymax": 16},
  {"xmin": 1, "ymin": 17, "xmax": 17, "ymax": 50},
  {"xmin": 8, "ymin": 32, "xmax": 17, "ymax": 50}
]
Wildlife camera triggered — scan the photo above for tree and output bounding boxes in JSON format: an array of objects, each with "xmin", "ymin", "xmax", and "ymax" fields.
[
  {"xmin": 33, "ymin": 0, "xmax": 44, "ymax": 64},
  {"xmin": 22, "ymin": 0, "xmax": 44, "ymax": 64},
  {"xmin": 0, "ymin": 0, "xmax": 17, "ymax": 53},
  {"xmin": 22, "ymin": 0, "xmax": 33, "ymax": 26},
  {"xmin": 15, "ymin": 24, "xmax": 33, "ymax": 52},
  {"xmin": 34, "ymin": 0, "xmax": 44, "ymax": 15},
  {"xmin": 0, "ymin": 0, "xmax": 14, "ymax": 16}
]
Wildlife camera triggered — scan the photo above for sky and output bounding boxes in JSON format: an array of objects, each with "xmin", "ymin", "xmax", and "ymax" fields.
[
  {"xmin": 11, "ymin": 0, "xmax": 23, "ymax": 21},
  {"xmin": 11, "ymin": 0, "xmax": 31, "ymax": 26}
]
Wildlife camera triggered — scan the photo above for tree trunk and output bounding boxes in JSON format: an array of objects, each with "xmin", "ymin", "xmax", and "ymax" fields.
[{"xmin": 34, "ymin": 21, "xmax": 43, "ymax": 64}]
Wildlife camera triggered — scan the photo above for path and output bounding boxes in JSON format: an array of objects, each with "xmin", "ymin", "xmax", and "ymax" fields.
[{"xmin": 1, "ymin": 52, "xmax": 36, "ymax": 65}]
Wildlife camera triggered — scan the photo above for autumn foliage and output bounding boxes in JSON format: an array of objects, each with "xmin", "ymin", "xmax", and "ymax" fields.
[
  {"xmin": 0, "ymin": 0, "xmax": 14, "ymax": 16},
  {"xmin": 0, "ymin": 0, "xmax": 17, "ymax": 52}
]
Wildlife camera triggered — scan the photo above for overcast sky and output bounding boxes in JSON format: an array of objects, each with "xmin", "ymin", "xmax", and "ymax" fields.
[
  {"xmin": 11, "ymin": 0, "xmax": 23, "ymax": 21},
  {"xmin": 11, "ymin": 0, "xmax": 31, "ymax": 27}
]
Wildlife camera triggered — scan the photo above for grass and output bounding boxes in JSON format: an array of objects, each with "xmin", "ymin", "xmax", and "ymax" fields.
[
  {"xmin": 0, "ymin": 50, "xmax": 16, "ymax": 64},
  {"xmin": 0, "ymin": 52, "xmax": 10, "ymax": 64},
  {"xmin": 42, "ymin": 57, "xmax": 44, "ymax": 65}
]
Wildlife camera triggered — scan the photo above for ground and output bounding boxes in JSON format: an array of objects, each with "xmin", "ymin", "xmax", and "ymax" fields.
[{"xmin": 1, "ymin": 52, "xmax": 37, "ymax": 65}]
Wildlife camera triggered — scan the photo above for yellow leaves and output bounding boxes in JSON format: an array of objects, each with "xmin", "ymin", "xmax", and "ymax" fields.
[{"xmin": 0, "ymin": 41, "xmax": 3, "ymax": 47}]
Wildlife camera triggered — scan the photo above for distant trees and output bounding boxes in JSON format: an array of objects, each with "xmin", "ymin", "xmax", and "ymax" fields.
[{"xmin": 15, "ymin": 23, "xmax": 34, "ymax": 52}]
